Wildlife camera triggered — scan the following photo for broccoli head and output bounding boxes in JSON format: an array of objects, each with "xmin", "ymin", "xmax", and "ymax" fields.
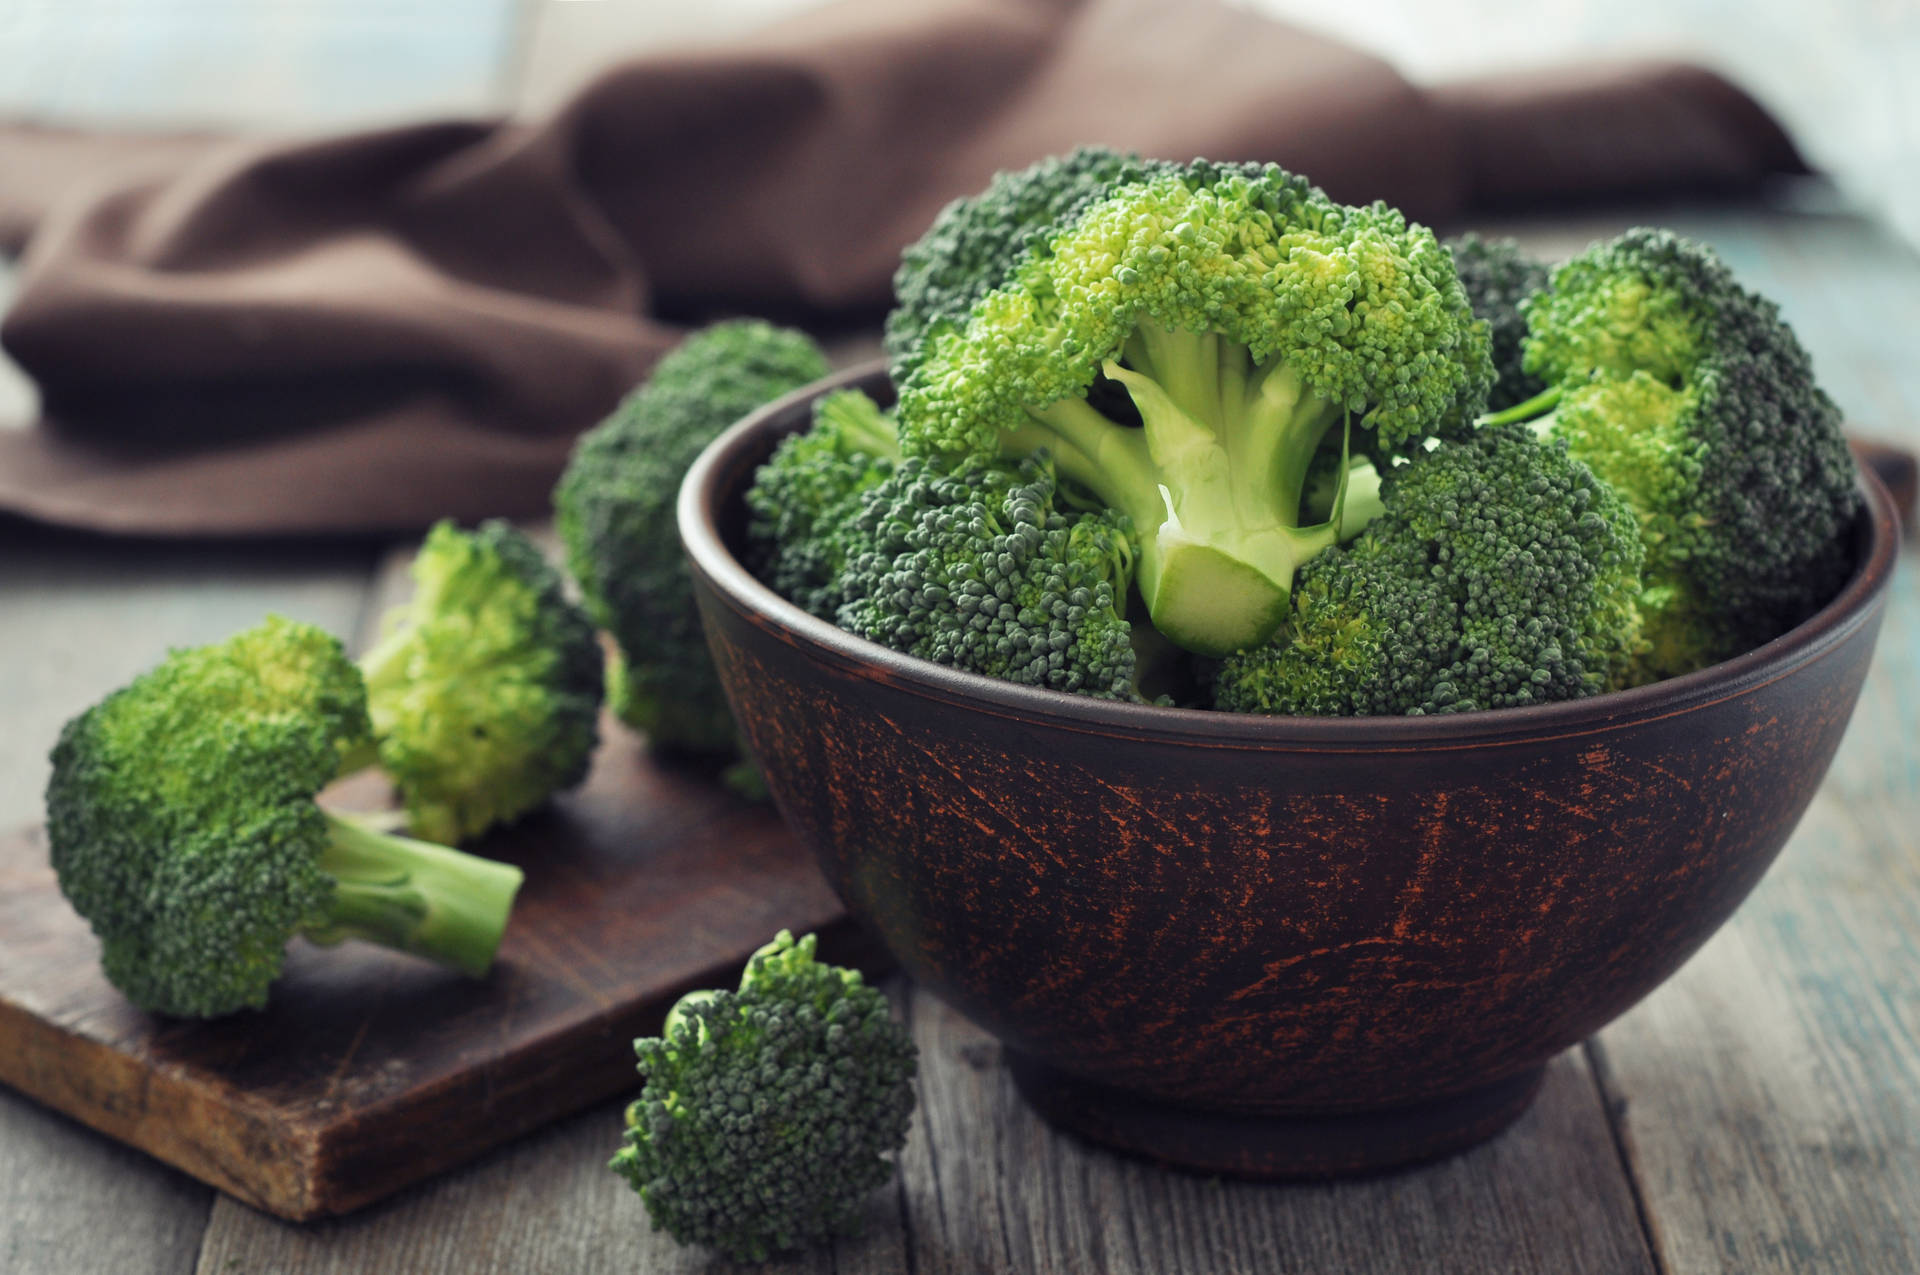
[
  {"xmin": 746, "ymin": 387, "xmax": 903, "ymax": 618},
  {"xmin": 1216, "ymin": 425, "xmax": 1645, "ymax": 716},
  {"xmin": 609, "ymin": 931, "xmax": 917, "ymax": 1263},
  {"xmin": 46, "ymin": 616, "xmax": 524, "ymax": 1017},
  {"xmin": 555, "ymin": 320, "xmax": 830, "ymax": 753},
  {"xmin": 1447, "ymin": 233, "xmax": 1552, "ymax": 411},
  {"xmin": 748, "ymin": 389, "xmax": 1151, "ymax": 701},
  {"xmin": 885, "ymin": 146, "xmax": 1165, "ymax": 389},
  {"xmin": 358, "ymin": 519, "xmax": 603, "ymax": 845},
  {"xmin": 838, "ymin": 453, "xmax": 1143, "ymax": 700},
  {"xmin": 1495, "ymin": 228, "xmax": 1861, "ymax": 678},
  {"xmin": 894, "ymin": 159, "xmax": 1493, "ymax": 656}
]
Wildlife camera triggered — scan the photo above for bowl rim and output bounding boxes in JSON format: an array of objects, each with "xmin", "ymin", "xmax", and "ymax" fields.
[{"xmin": 680, "ymin": 361, "xmax": 1901, "ymax": 752}]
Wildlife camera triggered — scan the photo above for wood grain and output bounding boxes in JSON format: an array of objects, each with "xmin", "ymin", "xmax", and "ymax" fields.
[
  {"xmin": 890, "ymin": 991, "xmax": 1654, "ymax": 1275},
  {"xmin": 0, "ymin": 716, "xmax": 859, "ymax": 1221},
  {"xmin": 1590, "ymin": 553, "xmax": 1920, "ymax": 1274}
]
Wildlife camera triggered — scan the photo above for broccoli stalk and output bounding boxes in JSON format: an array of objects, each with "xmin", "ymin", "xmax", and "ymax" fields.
[
  {"xmin": 46, "ymin": 616, "xmax": 523, "ymax": 1018},
  {"xmin": 1005, "ymin": 325, "xmax": 1350, "ymax": 655},
  {"xmin": 306, "ymin": 811, "xmax": 523, "ymax": 977},
  {"xmin": 895, "ymin": 160, "xmax": 1493, "ymax": 657}
]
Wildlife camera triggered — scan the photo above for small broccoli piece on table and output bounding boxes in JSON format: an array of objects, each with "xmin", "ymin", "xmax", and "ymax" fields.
[
  {"xmin": 885, "ymin": 146, "xmax": 1165, "ymax": 389},
  {"xmin": 1488, "ymin": 228, "xmax": 1861, "ymax": 679},
  {"xmin": 555, "ymin": 320, "xmax": 830, "ymax": 754},
  {"xmin": 46, "ymin": 616, "xmax": 524, "ymax": 1018},
  {"xmin": 357, "ymin": 519, "xmax": 603, "ymax": 846},
  {"xmin": 746, "ymin": 387, "xmax": 903, "ymax": 619},
  {"xmin": 609, "ymin": 931, "xmax": 917, "ymax": 1264},
  {"xmin": 1217, "ymin": 425, "xmax": 1645, "ymax": 716},
  {"xmin": 1447, "ymin": 233, "xmax": 1552, "ymax": 411},
  {"xmin": 894, "ymin": 159, "xmax": 1493, "ymax": 657}
]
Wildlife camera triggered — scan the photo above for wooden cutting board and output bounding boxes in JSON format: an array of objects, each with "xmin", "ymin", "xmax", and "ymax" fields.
[{"xmin": 0, "ymin": 718, "xmax": 872, "ymax": 1222}]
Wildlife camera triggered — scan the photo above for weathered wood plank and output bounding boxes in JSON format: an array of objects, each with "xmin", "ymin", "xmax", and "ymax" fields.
[
  {"xmin": 896, "ymin": 989, "xmax": 1655, "ymax": 1275},
  {"xmin": 1591, "ymin": 553, "xmax": 1920, "ymax": 1274}
]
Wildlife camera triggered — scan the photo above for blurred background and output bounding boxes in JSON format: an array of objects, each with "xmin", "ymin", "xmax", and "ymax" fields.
[
  {"xmin": 1, "ymin": 0, "xmax": 1916, "ymax": 468},
  {"xmin": 3, "ymin": 0, "xmax": 1913, "ymax": 247}
]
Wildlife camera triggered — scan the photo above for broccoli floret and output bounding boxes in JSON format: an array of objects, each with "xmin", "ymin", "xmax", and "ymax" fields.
[
  {"xmin": 838, "ymin": 454, "xmax": 1143, "ymax": 700},
  {"xmin": 1489, "ymin": 228, "xmax": 1860, "ymax": 678},
  {"xmin": 357, "ymin": 519, "xmax": 603, "ymax": 845},
  {"xmin": 555, "ymin": 320, "xmax": 830, "ymax": 754},
  {"xmin": 1447, "ymin": 233, "xmax": 1552, "ymax": 411},
  {"xmin": 747, "ymin": 389, "xmax": 1148, "ymax": 700},
  {"xmin": 746, "ymin": 388, "xmax": 903, "ymax": 618},
  {"xmin": 1216, "ymin": 425, "xmax": 1645, "ymax": 716},
  {"xmin": 45, "ymin": 616, "xmax": 524, "ymax": 1018},
  {"xmin": 609, "ymin": 931, "xmax": 916, "ymax": 1263},
  {"xmin": 894, "ymin": 159, "xmax": 1493, "ymax": 656},
  {"xmin": 885, "ymin": 146, "xmax": 1166, "ymax": 389}
]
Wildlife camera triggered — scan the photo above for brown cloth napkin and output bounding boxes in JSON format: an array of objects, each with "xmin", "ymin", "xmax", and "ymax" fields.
[{"xmin": 0, "ymin": 0, "xmax": 1804, "ymax": 536}]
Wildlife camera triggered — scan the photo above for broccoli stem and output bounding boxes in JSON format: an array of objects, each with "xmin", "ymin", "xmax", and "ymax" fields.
[
  {"xmin": 1478, "ymin": 383, "xmax": 1562, "ymax": 428},
  {"xmin": 302, "ymin": 811, "xmax": 524, "ymax": 977},
  {"xmin": 1008, "ymin": 319, "xmax": 1347, "ymax": 656}
]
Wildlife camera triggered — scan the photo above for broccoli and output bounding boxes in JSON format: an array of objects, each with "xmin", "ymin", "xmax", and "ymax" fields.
[
  {"xmin": 1216, "ymin": 425, "xmax": 1645, "ymax": 716},
  {"xmin": 748, "ymin": 390, "xmax": 1155, "ymax": 701},
  {"xmin": 555, "ymin": 320, "xmax": 830, "ymax": 755},
  {"xmin": 839, "ymin": 454, "xmax": 1143, "ymax": 700},
  {"xmin": 746, "ymin": 387, "xmax": 903, "ymax": 618},
  {"xmin": 885, "ymin": 146, "xmax": 1165, "ymax": 389},
  {"xmin": 894, "ymin": 159, "xmax": 1493, "ymax": 656},
  {"xmin": 357, "ymin": 519, "xmax": 603, "ymax": 845},
  {"xmin": 1486, "ymin": 228, "xmax": 1860, "ymax": 678},
  {"xmin": 1447, "ymin": 233, "xmax": 1552, "ymax": 411},
  {"xmin": 609, "ymin": 931, "xmax": 916, "ymax": 1263},
  {"xmin": 45, "ymin": 616, "xmax": 524, "ymax": 1018}
]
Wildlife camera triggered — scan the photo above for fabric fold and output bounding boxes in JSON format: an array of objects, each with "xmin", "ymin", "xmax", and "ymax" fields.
[{"xmin": 0, "ymin": 0, "xmax": 1808, "ymax": 535}]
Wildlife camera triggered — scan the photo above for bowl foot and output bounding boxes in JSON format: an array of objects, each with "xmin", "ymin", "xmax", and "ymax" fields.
[{"xmin": 1007, "ymin": 1053, "xmax": 1547, "ymax": 1178}]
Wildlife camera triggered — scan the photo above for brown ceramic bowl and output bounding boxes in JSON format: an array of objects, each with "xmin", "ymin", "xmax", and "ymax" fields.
[{"xmin": 679, "ymin": 363, "xmax": 1899, "ymax": 1177}]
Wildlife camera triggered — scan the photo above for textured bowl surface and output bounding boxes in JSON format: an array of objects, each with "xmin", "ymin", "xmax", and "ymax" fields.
[{"xmin": 680, "ymin": 364, "xmax": 1898, "ymax": 1175}]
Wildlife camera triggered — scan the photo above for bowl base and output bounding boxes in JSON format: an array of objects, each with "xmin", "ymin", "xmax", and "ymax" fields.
[{"xmin": 1007, "ymin": 1053, "xmax": 1547, "ymax": 1178}]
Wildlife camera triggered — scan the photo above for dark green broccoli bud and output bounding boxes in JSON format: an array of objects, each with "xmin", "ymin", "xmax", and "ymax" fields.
[
  {"xmin": 895, "ymin": 158, "xmax": 1494, "ymax": 656},
  {"xmin": 609, "ymin": 931, "xmax": 917, "ymax": 1263},
  {"xmin": 357, "ymin": 519, "xmax": 603, "ymax": 845},
  {"xmin": 555, "ymin": 320, "xmax": 830, "ymax": 754},
  {"xmin": 885, "ymin": 146, "xmax": 1166, "ymax": 389},
  {"xmin": 1447, "ymin": 233, "xmax": 1552, "ymax": 411},
  {"xmin": 1217, "ymin": 426, "xmax": 1645, "ymax": 716},
  {"xmin": 46, "ymin": 616, "xmax": 524, "ymax": 1018},
  {"xmin": 745, "ymin": 388, "xmax": 902, "ymax": 619},
  {"xmin": 837, "ymin": 454, "xmax": 1142, "ymax": 700},
  {"xmin": 1489, "ymin": 228, "xmax": 1861, "ymax": 679}
]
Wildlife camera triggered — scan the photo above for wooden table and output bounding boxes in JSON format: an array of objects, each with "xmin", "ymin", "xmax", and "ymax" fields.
[{"xmin": 2, "ymin": 195, "xmax": 1917, "ymax": 1273}]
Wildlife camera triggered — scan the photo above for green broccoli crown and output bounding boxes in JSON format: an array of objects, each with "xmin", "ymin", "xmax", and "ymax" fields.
[
  {"xmin": 45, "ymin": 616, "xmax": 523, "ymax": 1017},
  {"xmin": 554, "ymin": 319, "xmax": 830, "ymax": 752},
  {"xmin": 1447, "ymin": 233, "xmax": 1552, "ymax": 411},
  {"xmin": 1519, "ymin": 228, "xmax": 1860, "ymax": 675},
  {"xmin": 885, "ymin": 146, "xmax": 1166, "ymax": 388},
  {"xmin": 745, "ymin": 388, "xmax": 903, "ymax": 618},
  {"xmin": 835, "ymin": 453, "xmax": 1142, "ymax": 700},
  {"xmin": 1217, "ymin": 425, "xmax": 1645, "ymax": 716},
  {"xmin": 359, "ymin": 519, "xmax": 604, "ymax": 846},
  {"xmin": 609, "ymin": 931, "xmax": 917, "ymax": 1263},
  {"xmin": 893, "ymin": 159, "xmax": 1493, "ymax": 656}
]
